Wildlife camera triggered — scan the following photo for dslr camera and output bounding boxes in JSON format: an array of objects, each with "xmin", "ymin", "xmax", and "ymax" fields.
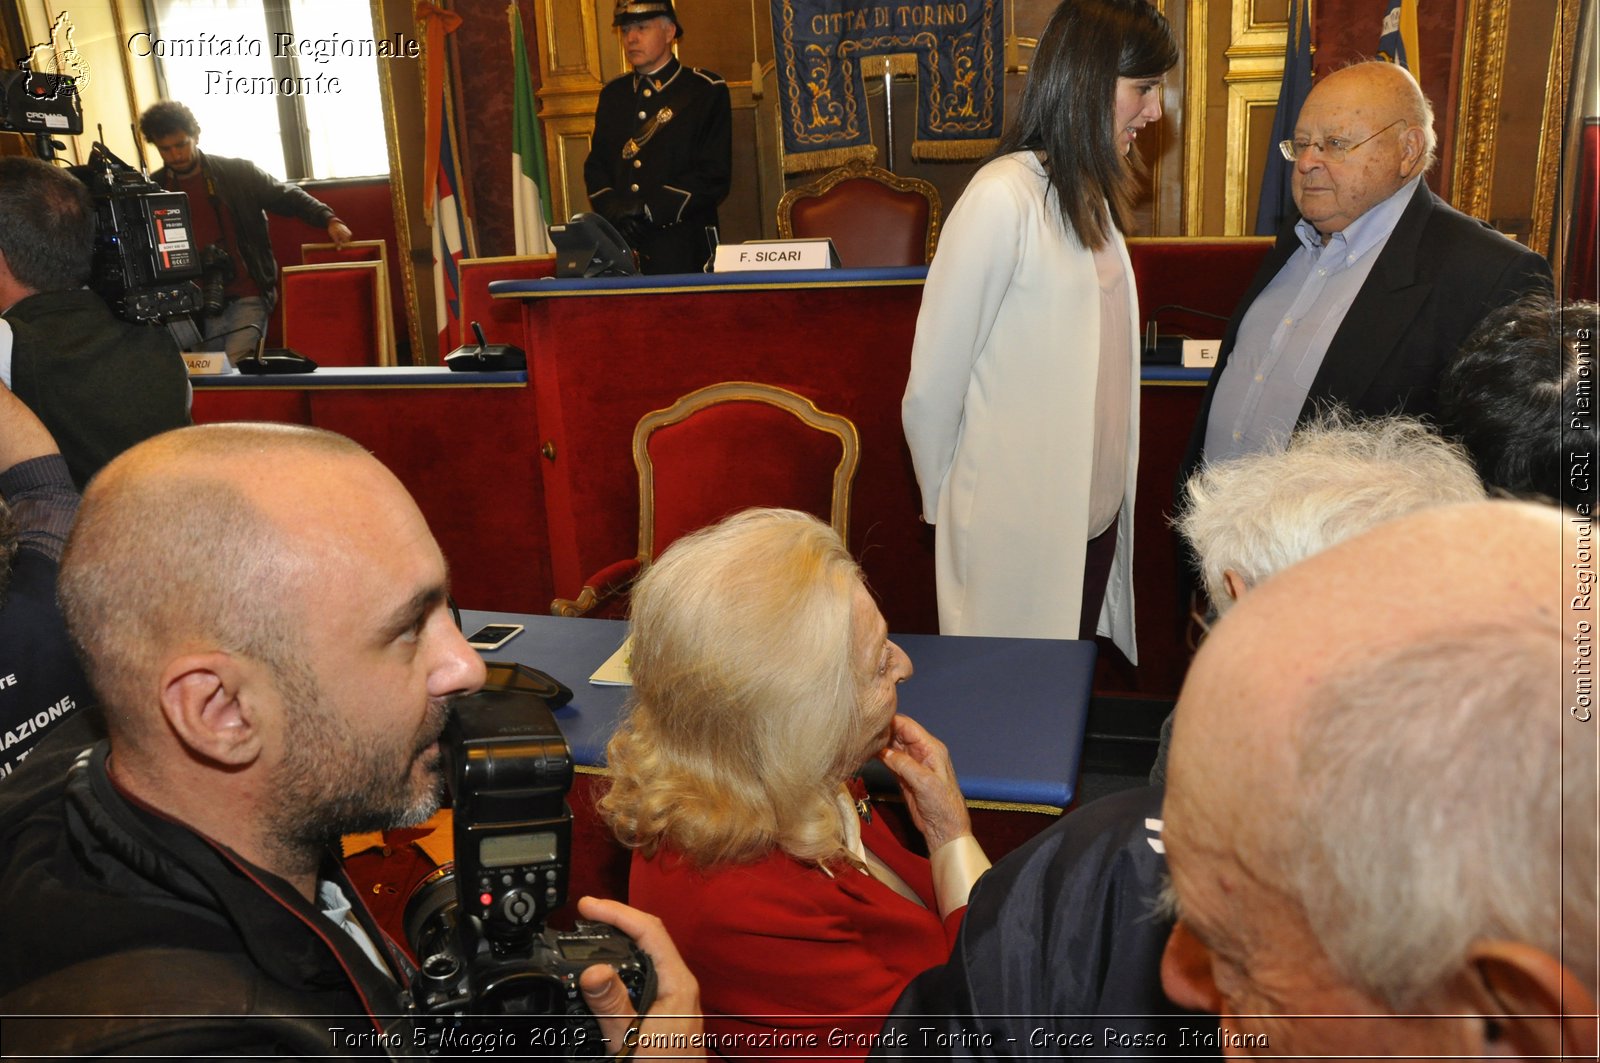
[
  {"xmin": 403, "ymin": 663, "xmax": 653, "ymax": 1058},
  {"xmin": 196, "ymin": 243, "xmax": 235, "ymax": 316}
]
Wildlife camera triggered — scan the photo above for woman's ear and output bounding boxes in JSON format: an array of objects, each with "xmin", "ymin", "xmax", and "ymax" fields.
[{"xmin": 157, "ymin": 652, "xmax": 264, "ymax": 768}]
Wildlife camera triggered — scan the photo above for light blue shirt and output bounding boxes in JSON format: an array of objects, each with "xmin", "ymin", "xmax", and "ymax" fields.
[{"xmin": 1204, "ymin": 176, "xmax": 1422, "ymax": 462}]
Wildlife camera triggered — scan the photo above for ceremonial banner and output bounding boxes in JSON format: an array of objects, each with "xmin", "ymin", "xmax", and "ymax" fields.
[{"xmin": 770, "ymin": 0, "xmax": 1004, "ymax": 173}]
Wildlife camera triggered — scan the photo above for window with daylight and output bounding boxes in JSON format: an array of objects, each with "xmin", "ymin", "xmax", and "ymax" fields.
[{"xmin": 145, "ymin": 0, "xmax": 389, "ymax": 179}]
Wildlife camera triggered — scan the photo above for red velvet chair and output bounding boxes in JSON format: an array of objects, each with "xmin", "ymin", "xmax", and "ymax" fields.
[
  {"xmin": 551, "ymin": 381, "xmax": 861, "ymax": 617},
  {"xmin": 279, "ymin": 260, "xmax": 389, "ymax": 367},
  {"xmin": 776, "ymin": 161, "xmax": 942, "ymax": 267},
  {"xmin": 300, "ymin": 240, "xmax": 397, "ymax": 365},
  {"xmin": 456, "ymin": 254, "xmax": 557, "ymax": 351}
]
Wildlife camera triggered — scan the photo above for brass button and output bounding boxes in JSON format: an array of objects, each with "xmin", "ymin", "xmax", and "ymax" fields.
[
  {"xmin": 637, "ymin": 111, "xmax": 646, "ymax": 120},
  {"xmin": 643, "ymin": 88, "xmax": 652, "ymax": 98},
  {"xmin": 630, "ymin": 183, "xmax": 639, "ymax": 192},
  {"xmin": 633, "ymin": 160, "xmax": 642, "ymax": 168}
]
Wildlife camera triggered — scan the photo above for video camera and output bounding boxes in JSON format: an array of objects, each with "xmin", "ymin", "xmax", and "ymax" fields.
[
  {"xmin": 0, "ymin": 71, "xmax": 203, "ymax": 324},
  {"xmin": 403, "ymin": 662, "xmax": 654, "ymax": 1057},
  {"xmin": 69, "ymin": 141, "xmax": 205, "ymax": 323}
]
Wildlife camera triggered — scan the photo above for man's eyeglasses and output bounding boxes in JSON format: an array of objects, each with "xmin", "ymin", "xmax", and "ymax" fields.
[{"xmin": 1278, "ymin": 119, "xmax": 1405, "ymax": 163}]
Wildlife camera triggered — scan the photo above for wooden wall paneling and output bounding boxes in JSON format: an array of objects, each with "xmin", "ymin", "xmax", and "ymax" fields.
[
  {"xmin": 1143, "ymin": 0, "xmax": 1185, "ymax": 236},
  {"xmin": 535, "ymin": 0, "xmax": 605, "ymax": 223},
  {"xmin": 1220, "ymin": 0, "xmax": 1290, "ymax": 234}
]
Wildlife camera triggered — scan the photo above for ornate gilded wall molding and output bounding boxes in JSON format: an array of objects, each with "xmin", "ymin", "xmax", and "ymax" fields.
[{"xmin": 1450, "ymin": 0, "xmax": 1509, "ymax": 221}]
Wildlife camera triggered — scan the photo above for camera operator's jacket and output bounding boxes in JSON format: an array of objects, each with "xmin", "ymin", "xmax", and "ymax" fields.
[
  {"xmin": 153, "ymin": 153, "xmax": 338, "ymax": 310},
  {"xmin": 5, "ymin": 288, "xmax": 190, "ymax": 490},
  {"xmin": 0, "ymin": 737, "xmax": 422, "ymax": 1058}
]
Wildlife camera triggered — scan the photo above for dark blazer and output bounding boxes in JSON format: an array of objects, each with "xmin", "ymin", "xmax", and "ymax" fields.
[
  {"xmin": 6, "ymin": 289, "xmax": 191, "ymax": 489},
  {"xmin": 1181, "ymin": 181, "xmax": 1552, "ymax": 486}
]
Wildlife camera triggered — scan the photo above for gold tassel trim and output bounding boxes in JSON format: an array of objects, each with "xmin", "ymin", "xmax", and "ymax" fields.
[
  {"xmin": 781, "ymin": 144, "xmax": 878, "ymax": 174},
  {"xmin": 911, "ymin": 137, "xmax": 999, "ymax": 162}
]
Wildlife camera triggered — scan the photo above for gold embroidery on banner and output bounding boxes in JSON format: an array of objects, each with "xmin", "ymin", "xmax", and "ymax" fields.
[{"xmin": 773, "ymin": 0, "xmax": 1002, "ymax": 170}]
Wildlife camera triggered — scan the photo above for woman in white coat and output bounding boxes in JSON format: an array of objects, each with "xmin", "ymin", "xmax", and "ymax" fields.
[{"xmin": 901, "ymin": 0, "xmax": 1176, "ymax": 659}]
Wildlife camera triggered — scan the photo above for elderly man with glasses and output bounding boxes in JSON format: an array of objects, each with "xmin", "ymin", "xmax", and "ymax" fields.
[{"xmin": 1181, "ymin": 60, "xmax": 1550, "ymax": 484}]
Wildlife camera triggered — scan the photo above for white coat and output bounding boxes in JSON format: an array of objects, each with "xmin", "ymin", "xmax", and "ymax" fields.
[{"xmin": 902, "ymin": 152, "xmax": 1139, "ymax": 660}]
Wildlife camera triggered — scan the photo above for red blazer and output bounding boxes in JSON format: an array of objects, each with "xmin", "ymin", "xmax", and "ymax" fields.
[{"xmin": 628, "ymin": 790, "xmax": 963, "ymax": 1060}]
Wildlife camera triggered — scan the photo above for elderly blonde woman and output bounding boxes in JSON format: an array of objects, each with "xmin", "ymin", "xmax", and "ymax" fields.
[{"xmin": 599, "ymin": 508, "xmax": 989, "ymax": 1057}]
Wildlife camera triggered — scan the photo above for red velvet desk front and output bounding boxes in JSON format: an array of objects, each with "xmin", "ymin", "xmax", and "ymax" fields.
[
  {"xmin": 494, "ymin": 269, "xmax": 939, "ymax": 636},
  {"xmin": 190, "ymin": 368, "xmax": 551, "ymax": 614}
]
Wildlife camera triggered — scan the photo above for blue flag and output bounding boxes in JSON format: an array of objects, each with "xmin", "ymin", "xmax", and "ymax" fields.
[
  {"xmin": 1255, "ymin": 0, "xmax": 1312, "ymax": 235},
  {"xmin": 1378, "ymin": 0, "xmax": 1420, "ymax": 76}
]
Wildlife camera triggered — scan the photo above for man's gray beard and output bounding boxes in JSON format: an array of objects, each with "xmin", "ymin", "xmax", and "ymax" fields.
[{"xmin": 265, "ymin": 666, "xmax": 452, "ymax": 872}]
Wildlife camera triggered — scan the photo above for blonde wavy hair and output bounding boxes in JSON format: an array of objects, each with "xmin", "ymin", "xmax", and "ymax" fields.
[{"xmin": 598, "ymin": 508, "xmax": 887, "ymax": 868}]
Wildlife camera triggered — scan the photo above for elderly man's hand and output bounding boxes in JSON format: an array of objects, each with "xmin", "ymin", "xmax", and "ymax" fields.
[
  {"xmin": 327, "ymin": 219, "xmax": 353, "ymax": 248},
  {"xmin": 576, "ymin": 896, "xmax": 705, "ymax": 1059},
  {"xmin": 879, "ymin": 713, "xmax": 973, "ymax": 851}
]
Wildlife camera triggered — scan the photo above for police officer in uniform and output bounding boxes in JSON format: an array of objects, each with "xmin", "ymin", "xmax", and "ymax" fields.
[{"xmin": 584, "ymin": 0, "xmax": 732, "ymax": 275}]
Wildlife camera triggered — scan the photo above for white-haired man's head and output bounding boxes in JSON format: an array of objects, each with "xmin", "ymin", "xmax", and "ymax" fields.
[{"xmin": 1178, "ymin": 411, "xmax": 1484, "ymax": 615}]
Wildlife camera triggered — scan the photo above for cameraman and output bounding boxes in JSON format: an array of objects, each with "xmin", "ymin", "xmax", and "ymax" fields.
[
  {"xmin": 0, "ymin": 422, "xmax": 701, "ymax": 1058},
  {"xmin": 0, "ymin": 156, "xmax": 189, "ymax": 490},
  {"xmin": 139, "ymin": 101, "xmax": 353, "ymax": 364}
]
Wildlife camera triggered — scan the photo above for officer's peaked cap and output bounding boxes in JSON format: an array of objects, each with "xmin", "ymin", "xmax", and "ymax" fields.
[{"xmin": 614, "ymin": 0, "xmax": 680, "ymax": 30}]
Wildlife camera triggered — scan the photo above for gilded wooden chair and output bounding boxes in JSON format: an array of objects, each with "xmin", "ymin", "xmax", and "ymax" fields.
[
  {"xmin": 551, "ymin": 381, "xmax": 861, "ymax": 617},
  {"xmin": 299, "ymin": 239, "xmax": 397, "ymax": 364},
  {"xmin": 776, "ymin": 161, "xmax": 942, "ymax": 267},
  {"xmin": 279, "ymin": 260, "xmax": 388, "ymax": 367}
]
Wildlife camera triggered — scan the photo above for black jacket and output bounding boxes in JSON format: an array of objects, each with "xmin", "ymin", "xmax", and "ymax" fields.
[
  {"xmin": 153, "ymin": 152, "xmax": 337, "ymax": 309},
  {"xmin": 876, "ymin": 786, "xmax": 1218, "ymax": 1059},
  {"xmin": 5, "ymin": 288, "xmax": 191, "ymax": 489},
  {"xmin": 584, "ymin": 57, "xmax": 732, "ymax": 274},
  {"xmin": 0, "ymin": 740, "xmax": 418, "ymax": 1058},
  {"xmin": 1180, "ymin": 182, "xmax": 1553, "ymax": 488}
]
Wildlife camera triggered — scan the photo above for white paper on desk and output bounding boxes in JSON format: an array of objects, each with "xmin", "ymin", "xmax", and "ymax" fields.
[{"xmin": 589, "ymin": 636, "xmax": 634, "ymax": 686}]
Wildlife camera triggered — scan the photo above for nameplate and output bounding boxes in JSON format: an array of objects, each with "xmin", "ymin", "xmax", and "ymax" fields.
[
  {"xmin": 714, "ymin": 239, "xmax": 840, "ymax": 272},
  {"xmin": 183, "ymin": 352, "xmax": 231, "ymax": 376},
  {"xmin": 1181, "ymin": 339, "xmax": 1220, "ymax": 369}
]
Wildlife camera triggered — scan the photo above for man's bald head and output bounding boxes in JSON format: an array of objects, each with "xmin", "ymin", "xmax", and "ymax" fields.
[
  {"xmin": 1311, "ymin": 61, "xmax": 1437, "ymax": 170},
  {"xmin": 1164, "ymin": 501, "xmax": 1594, "ymax": 1047},
  {"xmin": 1290, "ymin": 61, "xmax": 1435, "ymax": 238},
  {"xmin": 58, "ymin": 424, "xmax": 378, "ymax": 744}
]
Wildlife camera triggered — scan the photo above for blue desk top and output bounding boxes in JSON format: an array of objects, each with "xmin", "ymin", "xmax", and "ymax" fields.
[
  {"xmin": 1140, "ymin": 364, "xmax": 1212, "ymax": 382},
  {"xmin": 190, "ymin": 366, "xmax": 527, "ymax": 388},
  {"xmin": 465, "ymin": 611, "xmax": 1094, "ymax": 809}
]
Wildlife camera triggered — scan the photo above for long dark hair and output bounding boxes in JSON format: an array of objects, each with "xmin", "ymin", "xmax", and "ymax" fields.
[{"xmin": 997, "ymin": 0, "xmax": 1177, "ymax": 250}]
